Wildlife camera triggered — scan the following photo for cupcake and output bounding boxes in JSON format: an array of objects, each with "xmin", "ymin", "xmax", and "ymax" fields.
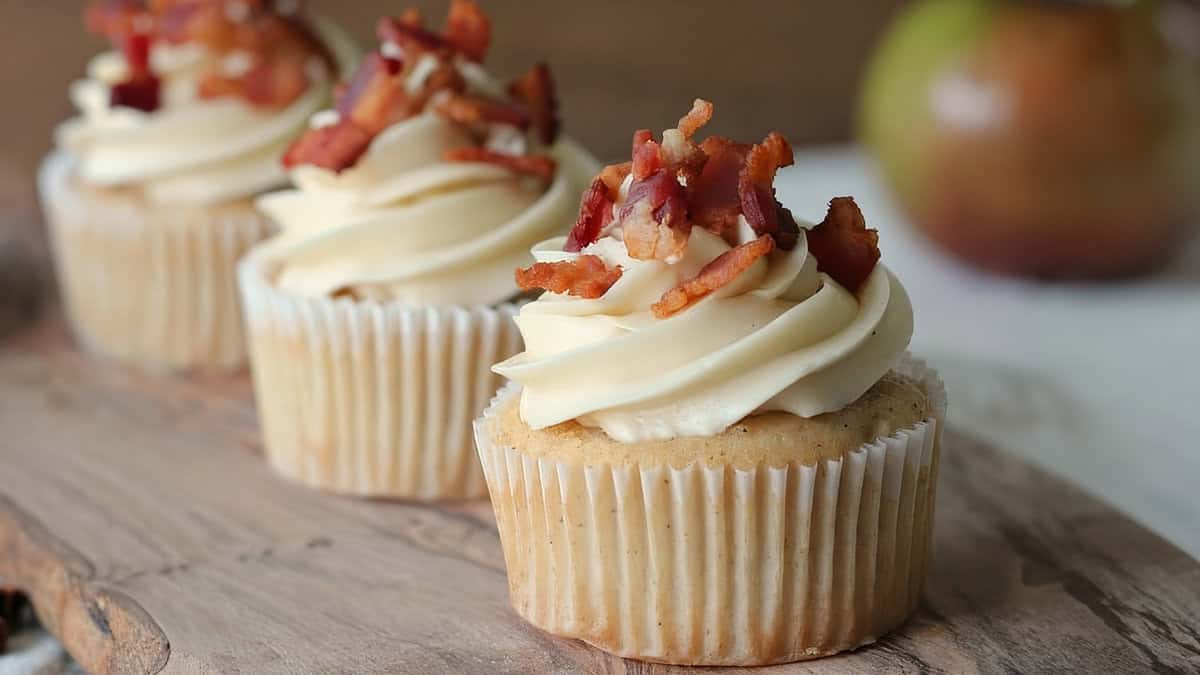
[
  {"xmin": 475, "ymin": 100, "xmax": 947, "ymax": 665},
  {"xmin": 240, "ymin": 1, "xmax": 598, "ymax": 498},
  {"xmin": 39, "ymin": 0, "xmax": 357, "ymax": 371}
]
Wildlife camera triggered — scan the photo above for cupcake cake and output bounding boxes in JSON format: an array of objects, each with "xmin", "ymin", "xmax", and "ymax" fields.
[
  {"xmin": 240, "ymin": 1, "xmax": 598, "ymax": 498},
  {"xmin": 39, "ymin": 0, "xmax": 357, "ymax": 371},
  {"xmin": 476, "ymin": 100, "xmax": 947, "ymax": 665}
]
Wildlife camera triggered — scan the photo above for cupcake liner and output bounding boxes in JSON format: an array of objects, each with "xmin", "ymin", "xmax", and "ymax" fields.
[
  {"xmin": 475, "ymin": 357, "xmax": 946, "ymax": 666},
  {"xmin": 38, "ymin": 151, "xmax": 274, "ymax": 372},
  {"xmin": 238, "ymin": 250, "xmax": 522, "ymax": 498}
]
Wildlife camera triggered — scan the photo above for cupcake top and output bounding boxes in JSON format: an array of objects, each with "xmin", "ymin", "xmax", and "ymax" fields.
[
  {"xmin": 254, "ymin": 1, "xmax": 597, "ymax": 305},
  {"xmin": 495, "ymin": 100, "xmax": 914, "ymax": 443},
  {"xmin": 56, "ymin": 0, "xmax": 357, "ymax": 206}
]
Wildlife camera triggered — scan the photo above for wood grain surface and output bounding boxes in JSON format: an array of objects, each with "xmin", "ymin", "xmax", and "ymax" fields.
[{"xmin": 0, "ymin": 312, "xmax": 1198, "ymax": 674}]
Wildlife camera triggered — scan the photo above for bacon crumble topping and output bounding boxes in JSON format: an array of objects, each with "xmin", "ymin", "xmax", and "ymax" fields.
[
  {"xmin": 806, "ymin": 197, "xmax": 881, "ymax": 293},
  {"xmin": 652, "ymin": 234, "xmax": 775, "ymax": 318},
  {"xmin": 283, "ymin": 1, "xmax": 560, "ymax": 176},
  {"xmin": 515, "ymin": 255, "xmax": 623, "ymax": 299},
  {"xmin": 85, "ymin": 0, "xmax": 334, "ymax": 113},
  {"xmin": 518, "ymin": 101, "xmax": 882, "ymax": 315}
]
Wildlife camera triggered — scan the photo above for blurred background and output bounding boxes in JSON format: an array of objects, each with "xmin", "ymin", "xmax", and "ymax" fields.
[{"xmin": 0, "ymin": 1, "xmax": 906, "ymax": 168}]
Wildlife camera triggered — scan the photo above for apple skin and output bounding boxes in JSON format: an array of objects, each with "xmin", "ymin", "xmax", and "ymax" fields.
[{"xmin": 860, "ymin": 0, "xmax": 1200, "ymax": 278}]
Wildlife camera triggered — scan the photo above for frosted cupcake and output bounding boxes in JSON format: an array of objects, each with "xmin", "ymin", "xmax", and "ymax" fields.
[
  {"xmin": 39, "ymin": 0, "xmax": 357, "ymax": 371},
  {"xmin": 240, "ymin": 1, "xmax": 597, "ymax": 498},
  {"xmin": 476, "ymin": 100, "xmax": 947, "ymax": 665}
]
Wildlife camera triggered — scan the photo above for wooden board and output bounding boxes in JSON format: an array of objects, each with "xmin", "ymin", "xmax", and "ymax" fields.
[{"xmin": 1, "ymin": 314, "xmax": 1199, "ymax": 674}]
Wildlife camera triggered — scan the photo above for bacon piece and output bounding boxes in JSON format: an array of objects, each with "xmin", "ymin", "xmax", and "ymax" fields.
[
  {"xmin": 443, "ymin": 147, "xmax": 557, "ymax": 181},
  {"xmin": 434, "ymin": 92, "xmax": 531, "ymax": 131},
  {"xmin": 508, "ymin": 63, "xmax": 559, "ymax": 145},
  {"xmin": 806, "ymin": 197, "xmax": 880, "ymax": 293},
  {"xmin": 738, "ymin": 132, "xmax": 798, "ymax": 250},
  {"xmin": 336, "ymin": 52, "xmax": 406, "ymax": 133},
  {"xmin": 377, "ymin": 15, "xmax": 450, "ymax": 56},
  {"xmin": 515, "ymin": 255, "xmax": 622, "ymax": 299},
  {"xmin": 676, "ymin": 98, "xmax": 713, "ymax": 139},
  {"xmin": 598, "ymin": 162, "xmax": 631, "ymax": 197},
  {"xmin": 445, "ymin": 0, "xmax": 490, "ymax": 62},
  {"xmin": 652, "ymin": 234, "xmax": 775, "ymax": 318},
  {"xmin": 565, "ymin": 176, "xmax": 616, "ymax": 252},
  {"xmin": 619, "ymin": 170, "xmax": 690, "ymax": 260},
  {"xmin": 86, "ymin": 0, "xmax": 148, "ymax": 39},
  {"xmin": 687, "ymin": 136, "xmax": 750, "ymax": 241},
  {"xmin": 282, "ymin": 118, "xmax": 373, "ymax": 171},
  {"xmin": 111, "ymin": 74, "xmax": 160, "ymax": 112},
  {"xmin": 631, "ymin": 130, "xmax": 661, "ymax": 180}
]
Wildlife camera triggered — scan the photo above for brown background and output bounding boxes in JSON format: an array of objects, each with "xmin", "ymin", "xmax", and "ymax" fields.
[{"xmin": 0, "ymin": 1, "xmax": 904, "ymax": 176}]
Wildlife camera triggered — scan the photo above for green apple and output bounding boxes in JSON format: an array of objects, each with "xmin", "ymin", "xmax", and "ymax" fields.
[{"xmin": 860, "ymin": 0, "xmax": 1200, "ymax": 278}]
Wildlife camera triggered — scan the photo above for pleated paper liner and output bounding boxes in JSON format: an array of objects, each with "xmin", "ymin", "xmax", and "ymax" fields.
[
  {"xmin": 475, "ymin": 357, "xmax": 947, "ymax": 666},
  {"xmin": 38, "ymin": 151, "xmax": 274, "ymax": 372},
  {"xmin": 238, "ymin": 250, "xmax": 522, "ymax": 498}
]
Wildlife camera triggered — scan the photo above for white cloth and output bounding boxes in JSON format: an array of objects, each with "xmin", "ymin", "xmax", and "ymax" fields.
[{"xmin": 779, "ymin": 146, "xmax": 1200, "ymax": 560}]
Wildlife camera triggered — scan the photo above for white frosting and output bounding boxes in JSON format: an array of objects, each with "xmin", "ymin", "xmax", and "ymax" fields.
[
  {"xmin": 255, "ymin": 111, "xmax": 599, "ymax": 305},
  {"xmin": 494, "ymin": 219, "xmax": 914, "ymax": 442},
  {"xmin": 54, "ymin": 17, "xmax": 358, "ymax": 206}
]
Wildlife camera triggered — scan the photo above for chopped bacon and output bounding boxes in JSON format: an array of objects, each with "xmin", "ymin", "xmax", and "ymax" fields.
[
  {"xmin": 515, "ymin": 255, "xmax": 622, "ymax": 299},
  {"xmin": 444, "ymin": 0, "xmax": 490, "ymax": 62},
  {"xmin": 111, "ymin": 74, "xmax": 160, "ymax": 111},
  {"xmin": 652, "ymin": 234, "xmax": 775, "ymax": 318},
  {"xmin": 598, "ymin": 162, "xmax": 631, "ymax": 197},
  {"xmin": 619, "ymin": 170, "xmax": 690, "ymax": 260},
  {"xmin": 377, "ymin": 15, "xmax": 450, "ymax": 56},
  {"xmin": 282, "ymin": 118, "xmax": 374, "ymax": 171},
  {"xmin": 336, "ymin": 52, "xmax": 406, "ymax": 133},
  {"xmin": 738, "ymin": 132, "xmax": 798, "ymax": 250},
  {"xmin": 443, "ymin": 147, "xmax": 557, "ymax": 181},
  {"xmin": 86, "ymin": 0, "xmax": 148, "ymax": 39},
  {"xmin": 565, "ymin": 176, "xmax": 616, "ymax": 252},
  {"xmin": 806, "ymin": 197, "xmax": 880, "ymax": 293},
  {"xmin": 508, "ymin": 63, "xmax": 559, "ymax": 145},
  {"xmin": 434, "ymin": 92, "xmax": 531, "ymax": 130},
  {"xmin": 676, "ymin": 98, "xmax": 713, "ymax": 139},
  {"xmin": 631, "ymin": 130, "xmax": 661, "ymax": 180},
  {"xmin": 687, "ymin": 136, "xmax": 750, "ymax": 241}
]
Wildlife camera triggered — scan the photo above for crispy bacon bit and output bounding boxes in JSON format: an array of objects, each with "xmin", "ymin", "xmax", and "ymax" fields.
[
  {"xmin": 111, "ymin": 74, "xmax": 161, "ymax": 111},
  {"xmin": 515, "ymin": 255, "xmax": 622, "ymax": 299},
  {"xmin": 631, "ymin": 130, "xmax": 661, "ymax": 180},
  {"xmin": 620, "ymin": 171, "xmax": 689, "ymax": 260},
  {"xmin": 806, "ymin": 197, "xmax": 880, "ymax": 293},
  {"xmin": 434, "ymin": 92, "xmax": 531, "ymax": 130},
  {"xmin": 652, "ymin": 234, "xmax": 775, "ymax": 318},
  {"xmin": 443, "ymin": 147, "xmax": 557, "ymax": 180},
  {"xmin": 282, "ymin": 118, "xmax": 373, "ymax": 171},
  {"xmin": 86, "ymin": 0, "xmax": 146, "ymax": 39},
  {"xmin": 565, "ymin": 176, "xmax": 616, "ymax": 252},
  {"xmin": 508, "ymin": 63, "xmax": 559, "ymax": 145},
  {"xmin": 337, "ymin": 52, "xmax": 406, "ymax": 133},
  {"xmin": 676, "ymin": 98, "xmax": 713, "ymax": 139},
  {"xmin": 598, "ymin": 161, "xmax": 631, "ymax": 196},
  {"xmin": 445, "ymin": 0, "xmax": 490, "ymax": 62},
  {"xmin": 687, "ymin": 136, "xmax": 750, "ymax": 241},
  {"xmin": 377, "ymin": 15, "xmax": 451, "ymax": 55},
  {"xmin": 738, "ymin": 132, "xmax": 798, "ymax": 250}
]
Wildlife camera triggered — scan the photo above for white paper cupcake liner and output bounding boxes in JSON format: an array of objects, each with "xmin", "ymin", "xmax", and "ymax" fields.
[
  {"xmin": 238, "ymin": 250, "xmax": 522, "ymax": 498},
  {"xmin": 474, "ymin": 357, "xmax": 946, "ymax": 665},
  {"xmin": 38, "ymin": 151, "xmax": 273, "ymax": 372}
]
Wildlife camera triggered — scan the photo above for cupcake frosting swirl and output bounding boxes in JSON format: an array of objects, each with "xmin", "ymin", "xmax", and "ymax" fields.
[
  {"xmin": 495, "ymin": 217, "xmax": 913, "ymax": 442},
  {"xmin": 55, "ymin": 18, "xmax": 357, "ymax": 206},
  {"xmin": 255, "ymin": 110, "xmax": 597, "ymax": 305}
]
